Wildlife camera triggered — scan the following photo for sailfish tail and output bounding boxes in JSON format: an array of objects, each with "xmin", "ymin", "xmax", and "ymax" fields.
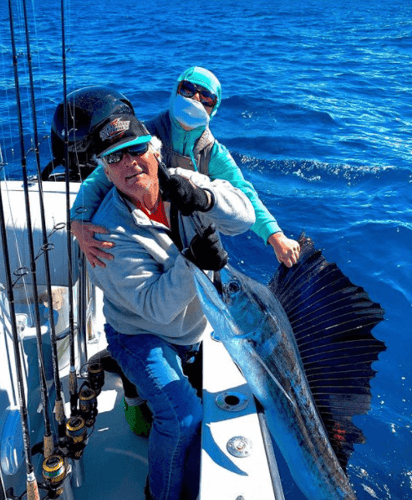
[{"xmin": 268, "ymin": 234, "xmax": 386, "ymax": 471}]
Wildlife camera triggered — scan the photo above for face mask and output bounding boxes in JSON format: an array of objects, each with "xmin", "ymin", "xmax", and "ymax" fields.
[{"xmin": 172, "ymin": 94, "xmax": 210, "ymax": 130}]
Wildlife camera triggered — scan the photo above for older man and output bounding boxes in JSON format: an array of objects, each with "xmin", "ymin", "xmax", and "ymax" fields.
[{"xmin": 86, "ymin": 111, "xmax": 255, "ymax": 500}]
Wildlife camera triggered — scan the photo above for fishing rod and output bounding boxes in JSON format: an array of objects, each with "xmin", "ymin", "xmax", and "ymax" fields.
[
  {"xmin": 20, "ymin": 0, "xmax": 67, "ymax": 444},
  {"xmin": 59, "ymin": 0, "xmax": 103, "ymax": 467},
  {"xmin": 8, "ymin": 0, "xmax": 54, "ymax": 461},
  {"xmin": 3, "ymin": 0, "xmax": 103, "ymax": 495},
  {"xmin": 77, "ymin": 251, "xmax": 90, "ymax": 383},
  {"xmin": 0, "ymin": 188, "xmax": 40, "ymax": 500},
  {"xmin": 0, "ymin": 468, "xmax": 6, "ymax": 500},
  {"xmin": 60, "ymin": 0, "xmax": 78, "ymax": 419}
]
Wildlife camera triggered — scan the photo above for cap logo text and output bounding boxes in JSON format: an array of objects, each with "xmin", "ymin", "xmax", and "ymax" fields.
[{"xmin": 100, "ymin": 118, "xmax": 130, "ymax": 141}]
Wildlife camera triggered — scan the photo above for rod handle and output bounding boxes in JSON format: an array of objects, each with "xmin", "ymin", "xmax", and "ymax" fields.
[
  {"xmin": 69, "ymin": 369, "xmax": 77, "ymax": 395},
  {"xmin": 44, "ymin": 433, "xmax": 54, "ymax": 459},
  {"xmin": 55, "ymin": 398, "xmax": 66, "ymax": 424},
  {"xmin": 26, "ymin": 475, "xmax": 40, "ymax": 500}
]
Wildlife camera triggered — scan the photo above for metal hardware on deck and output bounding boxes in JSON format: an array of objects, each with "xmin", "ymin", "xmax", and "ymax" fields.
[
  {"xmin": 215, "ymin": 391, "xmax": 249, "ymax": 412},
  {"xmin": 226, "ymin": 437, "xmax": 253, "ymax": 458}
]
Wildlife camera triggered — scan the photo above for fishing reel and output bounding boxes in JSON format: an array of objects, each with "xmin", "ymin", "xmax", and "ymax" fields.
[
  {"xmin": 65, "ymin": 416, "xmax": 88, "ymax": 460},
  {"xmin": 74, "ymin": 359, "xmax": 104, "ymax": 427},
  {"xmin": 78, "ymin": 384, "xmax": 98, "ymax": 427},
  {"xmin": 5, "ymin": 454, "xmax": 70, "ymax": 500},
  {"xmin": 61, "ymin": 359, "xmax": 104, "ymax": 459},
  {"xmin": 86, "ymin": 361, "xmax": 105, "ymax": 396},
  {"xmin": 41, "ymin": 454, "xmax": 71, "ymax": 499}
]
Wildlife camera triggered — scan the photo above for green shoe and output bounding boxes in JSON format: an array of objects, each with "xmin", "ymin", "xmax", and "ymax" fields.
[{"xmin": 123, "ymin": 398, "xmax": 152, "ymax": 437}]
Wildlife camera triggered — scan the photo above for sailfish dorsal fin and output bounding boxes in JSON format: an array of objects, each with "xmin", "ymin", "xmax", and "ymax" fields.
[{"xmin": 268, "ymin": 235, "xmax": 386, "ymax": 471}]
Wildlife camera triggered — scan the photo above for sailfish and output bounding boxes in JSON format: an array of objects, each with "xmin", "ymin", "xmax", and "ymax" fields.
[{"xmin": 185, "ymin": 235, "xmax": 385, "ymax": 500}]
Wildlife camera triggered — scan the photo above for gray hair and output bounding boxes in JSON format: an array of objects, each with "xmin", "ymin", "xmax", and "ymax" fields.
[
  {"xmin": 149, "ymin": 136, "xmax": 162, "ymax": 160},
  {"xmin": 96, "ymin": 135, "xmax": 163, "ymax": 169}
]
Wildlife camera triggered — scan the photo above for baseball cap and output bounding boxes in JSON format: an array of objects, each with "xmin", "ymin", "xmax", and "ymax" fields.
[{"xmin": 93, "ymin": 114, "xmax": 152, "ymax": 158}]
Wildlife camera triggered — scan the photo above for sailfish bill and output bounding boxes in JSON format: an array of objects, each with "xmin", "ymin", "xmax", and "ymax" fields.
[{"xmin": 185, "ymin": 235, "xmax": 385, "ymax": 500}]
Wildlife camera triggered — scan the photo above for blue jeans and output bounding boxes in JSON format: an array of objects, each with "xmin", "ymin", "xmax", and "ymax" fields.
[{"xmin": 104, "ymin": 324, "xmax": 202, "ymax": 500}]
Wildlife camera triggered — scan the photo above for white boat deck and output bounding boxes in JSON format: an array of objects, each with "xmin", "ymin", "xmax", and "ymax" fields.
[
  {"xmin": 77, "ymin": 371, "xmax": 149, "ymax": 500},
  {"xmin": 200, "ymin": 334, "xmax": 277, "ymax": 500}
]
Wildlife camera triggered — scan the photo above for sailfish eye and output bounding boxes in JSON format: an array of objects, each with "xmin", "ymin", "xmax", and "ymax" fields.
[{"xmin": 227, "ymin": 281, "xmax": 241, "ymax": 294}]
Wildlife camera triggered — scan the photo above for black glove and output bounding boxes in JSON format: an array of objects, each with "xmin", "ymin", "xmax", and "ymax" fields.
[
  {"xmin": 157, "ymin": 161, "xmax": 171, "ymax": 191},
  {"xmin": 161, "ymin": 174, "xmax": 214, "ymax": 216},
  {"xmin": 184, "ymin": 224, "xmax": 228, "ymax": 271}
]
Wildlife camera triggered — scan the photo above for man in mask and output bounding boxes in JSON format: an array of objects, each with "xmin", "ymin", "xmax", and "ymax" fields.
[{"xmin": 71, "ymin": 67, "xmax": 300, "ymax": 269}]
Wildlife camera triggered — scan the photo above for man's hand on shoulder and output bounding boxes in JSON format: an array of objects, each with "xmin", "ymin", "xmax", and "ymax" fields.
[{"xmin": 71, "ymin": 220, "xmax": 114, "ymax": 268}]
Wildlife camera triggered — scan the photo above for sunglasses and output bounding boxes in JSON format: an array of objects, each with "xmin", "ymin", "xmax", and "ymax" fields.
[
  {"xmin": 105, "ymin": 142, "xmax": 149, "ymax": 165},
  {"xmin": 178, "ymin": 80, "xmax": 217, "ymax": 108}
]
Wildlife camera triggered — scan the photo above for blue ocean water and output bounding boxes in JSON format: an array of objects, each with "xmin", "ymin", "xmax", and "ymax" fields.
[{"xmin": 0, "ymin": 0, "xmax": 411, "ymax": 498}]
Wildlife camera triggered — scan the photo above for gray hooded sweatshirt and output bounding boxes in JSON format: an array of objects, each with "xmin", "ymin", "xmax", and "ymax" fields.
[{"xmin": 88, "ymin": 167, "xmax": 255, "ymax": 346}]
